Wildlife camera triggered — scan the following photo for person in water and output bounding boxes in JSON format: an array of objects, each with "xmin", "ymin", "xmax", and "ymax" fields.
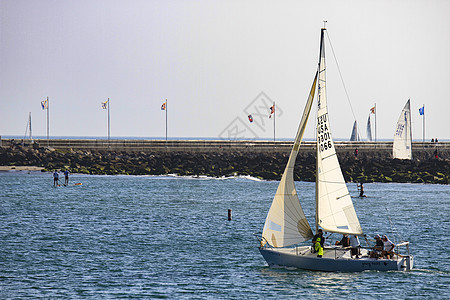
[
  {"xmin": 64, "ymin": 169, "xmax": 70, "ymax": 185},
  {"xmin": 53, "ymin": 170, "xmax": 59, "ymax": 187},
  {"xmin": 312, "ymin": 229, "xmax": 324, "ymax": 258}
]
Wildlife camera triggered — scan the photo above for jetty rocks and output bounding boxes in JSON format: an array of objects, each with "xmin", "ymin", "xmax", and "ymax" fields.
[{"xmin": 1, "ymin": 144, "xmax": 448, "ymax": 184}]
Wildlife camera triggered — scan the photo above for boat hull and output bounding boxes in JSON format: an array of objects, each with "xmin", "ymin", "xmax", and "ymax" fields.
[{"xmin": 259, "ymin": 246, "xmax": 413, "ymax": 272}]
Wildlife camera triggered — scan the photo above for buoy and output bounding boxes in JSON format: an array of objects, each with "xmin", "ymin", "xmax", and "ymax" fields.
[{"xmin": 228, "ymin": 209, "xmax": 232, "ymax": 221}]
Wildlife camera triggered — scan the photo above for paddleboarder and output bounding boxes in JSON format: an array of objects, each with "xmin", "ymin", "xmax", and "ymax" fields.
[
  {"xmin": 53, "ymin": 170, "xmax": 59, "ymax": 187},
  {"xmin": 64, "ymin": 169, "xmax": 70, "ymax": 185},
  {"xmin": 358, "ymin": 182, "xmax": 366, "ymax": 197}
]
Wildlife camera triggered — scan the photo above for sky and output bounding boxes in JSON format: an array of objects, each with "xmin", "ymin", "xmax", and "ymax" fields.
[{"xmin": 1, "ymin": 0, "xmax": 449, "ymax": 140}]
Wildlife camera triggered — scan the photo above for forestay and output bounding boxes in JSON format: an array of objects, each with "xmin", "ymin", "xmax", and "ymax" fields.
[
  {"xmin": 261, "ymin": 73, "xmax": 317, "ymax": 247},
  {"xmin": 315, "ymin": 28, "xmax": 363, "ymax": 235},
  {"xmin": 393, "ymin": 99, "xmax": 412, "ymax": 160}
]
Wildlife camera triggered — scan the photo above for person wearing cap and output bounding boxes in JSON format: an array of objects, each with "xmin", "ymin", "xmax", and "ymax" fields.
[
  {"xmin": 382, "ymin": 235, "xmax": 395, "ymax": 259},
  {"xmin": 370, "ymin": 234, "xmax": 384, "ymax": 258},
  {"xmin": 312, "ymin": 229, "xmax": 324, "ymax": 258},
  {"xmin": 335, "ymin": 234, "xmax": 350, "ymax": 247}
]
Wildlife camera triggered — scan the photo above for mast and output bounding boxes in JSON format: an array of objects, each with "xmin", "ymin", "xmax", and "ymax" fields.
[
  {"xmin": 315, "ymin": 26, "xmax": 326, "ymax": 233},
  {"xmin": 29, "ymin": 112, "xmax": 32, "ymax": 142},
  {"xmin": 373, "ymin": 103, "xmax": 377, "ymax": 148},
  {"xmin": 409, "ymin": 101, "xmax": 413, "ymax": 159},
  {"xmin": 47, "ymin": 97, "xmax": 49, "ymax": 146}
]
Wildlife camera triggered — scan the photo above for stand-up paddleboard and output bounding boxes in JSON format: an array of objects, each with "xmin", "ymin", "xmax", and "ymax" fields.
[{"xmin": 56, "ymin": 181, "xmax": 82, "ymax": 187}]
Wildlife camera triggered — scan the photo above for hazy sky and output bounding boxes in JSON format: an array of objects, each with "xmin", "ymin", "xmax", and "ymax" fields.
[{"xmin": 1, "ymin": 0, "xmax": 449, "ymax": 140}]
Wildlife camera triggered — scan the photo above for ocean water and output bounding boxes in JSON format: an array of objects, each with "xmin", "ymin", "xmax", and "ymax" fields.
[{"xmin": 1, "ymin": 171, "xmax": 449, "ymax": 299}]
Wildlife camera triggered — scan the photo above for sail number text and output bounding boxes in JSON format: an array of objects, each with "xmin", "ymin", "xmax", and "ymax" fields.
[{"xmin": 317, "ymin": 114, "xmax": 332, "ymax": 152}]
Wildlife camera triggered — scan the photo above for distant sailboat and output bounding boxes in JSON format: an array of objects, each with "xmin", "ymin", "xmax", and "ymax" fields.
[
  {"xmin": 23, "ymin": 112, "xmax": 33, "ymax": 143},
  {"xmin": 366, "ymin": 114, "xmax": 372, "ymax": 141},
  {"xmin": 393, "ymin": 99, "xmax": 412, "ymax": 160},
  {"xmin": 350, "ymin": 121, "xmax": 360, "ymax": 141},
  {"xmin": 257, "ymin": 27, "xmax": 413, "ymax": 272}
]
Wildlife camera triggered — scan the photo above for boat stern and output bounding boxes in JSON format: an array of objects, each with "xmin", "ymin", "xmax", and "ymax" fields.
[{"xmin": 398, "ymin": 255, "xmax": 414, "ymax": 271}]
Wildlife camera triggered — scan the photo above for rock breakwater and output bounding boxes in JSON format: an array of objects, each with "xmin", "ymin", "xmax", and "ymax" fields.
[{"xmin": 1, "ymin": 145, "xmax": 448, "ymax": 184}]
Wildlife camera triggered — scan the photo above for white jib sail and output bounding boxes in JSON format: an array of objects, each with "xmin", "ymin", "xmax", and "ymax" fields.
[
  {"xmin": 261, "ymin": 73, "xmax": 317, "ymax": 247},
  {"xmin": 393, "ymin": 99, "xmax": 412, "ymax": 160},
  {"xmin": 315, "ymin": 28, "xmax": 363, "ymax": 235}
]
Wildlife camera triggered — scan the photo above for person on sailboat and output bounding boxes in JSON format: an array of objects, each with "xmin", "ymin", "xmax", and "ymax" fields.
[
  {"xmin": 312, "ymin": 229, "xmax": 324, "ymax": 257},
  {"xmin": 349, "ymin": 235, "xmax": 360, "ymax": 258},
  {"xmin": 382, "ymin": 235, "xmax": 395, "ymax": 259},
  {"xmin": 370, "ymin": 234, "xmax": 384, "ymax": 258},
  {"xmin": 335, "ymin": 234, "xmax": 350, "ymax": 247}
]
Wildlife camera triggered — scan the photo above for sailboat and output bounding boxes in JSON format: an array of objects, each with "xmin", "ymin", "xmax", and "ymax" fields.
[
  {"xmin": 366, "ymin": 114, "xmax": 372, "ymax": 141},
  {"xmin": 393, "ymin": 99, "xmax": 412, "ymax": 160},
  {"xmin": 350, "ymin": 121, "xmax": 360, "ymax": 141},
  {"xmin": 257, "ymin": 27, "xmax": 413, "ymax": 272}
]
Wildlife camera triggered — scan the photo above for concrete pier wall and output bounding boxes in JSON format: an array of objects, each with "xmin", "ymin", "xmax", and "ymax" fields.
[{"xmin": 1, "ymin": 138, "xmax": 448, "ymax": 156}]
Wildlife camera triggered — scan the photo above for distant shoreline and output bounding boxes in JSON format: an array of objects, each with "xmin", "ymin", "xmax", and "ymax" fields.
[{"xmin": 0, "ymin": 166, "xmax": 44, "ymax": 171}]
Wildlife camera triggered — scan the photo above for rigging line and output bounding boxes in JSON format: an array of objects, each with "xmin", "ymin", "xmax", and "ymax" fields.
[
  {"xmin": 325, "ymin": 30, "xmax": 361, "ymax": 137},
  {"xmin": 385, "ymin": 206, "xmax": 400, "ymax": 244}
]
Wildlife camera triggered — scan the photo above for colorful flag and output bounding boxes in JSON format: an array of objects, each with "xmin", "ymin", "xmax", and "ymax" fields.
[
  {"xmin": 41, "ymin": 99, "xmax": 48, "ymax": 110},
  {"xmin": 268, "ymin": 105, "xmax": 275, "ymax": 118},
  {"xmin": 101, "ymin": 100, "xmax": 108, "ymax": 109},
  {"xmin": 419, "ymin": 106, "xmax": 424, "ymax": 115},
  {"xmin": 161, "ymin": 101, "xmax": 166, "ymax": 110},
  {"xmin": 370, "ymin": 106, "xmax": 375, "ymax": 114},
  {"xmin": 248, "ymin": 114, "xmax": 253, "ymax": 123}
]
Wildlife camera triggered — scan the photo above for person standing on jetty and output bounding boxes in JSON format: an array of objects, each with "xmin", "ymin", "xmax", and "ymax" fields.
[
  {"xmin": 53, "ymin": 170, "xmax": 59, "ymax": 187},
  {"xmin": 64, "ymin": 169, "xmax": 70, "ymax": 185}
]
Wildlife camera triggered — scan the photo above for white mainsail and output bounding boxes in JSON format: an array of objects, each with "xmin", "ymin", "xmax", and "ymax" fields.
[
  {"xmin": 393, "ymin": 99, "xmax": 412, "ymax": 160},
  {"xmin": 261, "ymin": 73, "xmax": 317, "ymax": 247},
  {"xmin": 366, "ymin": 114, "xmax": 372, "ymax": 141},
  {"xmin": 315, "ymin": 28, "xmax": 363, "ymax": 235}
]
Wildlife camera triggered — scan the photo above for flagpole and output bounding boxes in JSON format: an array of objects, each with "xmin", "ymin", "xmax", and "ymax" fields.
[
  {"xmin": 422, "ymin": 104, "xmax": 425, "ymax": 143},
  {"xmin": 108, "ymin": 98, "xmax": 110, "ymax": 145},
  {"xmin": 273, "ymin": 101, "xmax": 276, "ymax": 142},
  {"xmin": 165, "ymin": 99, "xmax": 168, "ymax": 143},
  {"xmin": 47, "ymin": 96, "xmax": 49, "ymax": 146}
]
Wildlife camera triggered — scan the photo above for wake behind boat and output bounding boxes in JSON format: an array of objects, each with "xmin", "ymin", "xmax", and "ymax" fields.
[{"xmin": 256, "ymin": 27, "xmax": 413, "ymax": 272}]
